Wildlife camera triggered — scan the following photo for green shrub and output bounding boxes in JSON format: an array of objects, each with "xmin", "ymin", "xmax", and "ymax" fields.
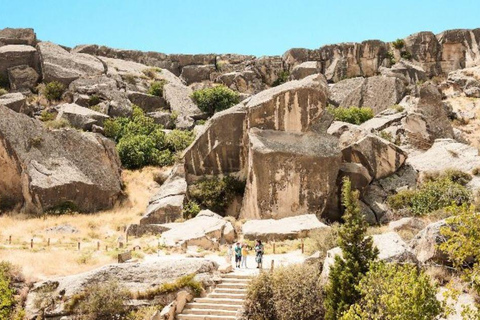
[
  {"xmin": 44, "ymin": 119, "xmax": 71, "ymax": 129},
  {"xmin": 245, "ymin": 264, "xmax": 324, "ymax": 320},
  {"xmin": 123, "ymin": 74, "xmax": 137, "ymax": 85},
  {"xmin": 66, "ymin": 279, "xmax": 130, "ymax": 320},
  {"xmin": 324, "ymin": 178, "xmax": 378, "ymax": 320},
  {"xmin": 104, "ymin": 107, "xmax": 192, "ymax": 169},
  {"xmin": 387, "ymin": 175, "xmax": 472, "ymax": 216},
  {"xmin": 191, "ymin": 85, "xmax": 240, "ymax": 116},
  {"xmin": 392, "ymin": 38, "xmax": 405, "ymax": 49},
  {"xmin": 341, "ymin": 262, "xmax": 442, "ymax": 320},
  {"xmin": 142, "ymin": 67, "xmax": 162, "ymax": 79},
  {"xmin": 0, "ymin": 88, "xmax": 7, "ymax": 96},
  {"xmin": 386, "ymin": 51, "xmax": 396, "ymax": 65},
  {"xmin": 136, "ymin": 274, "xmax": 203, "ymax": 299},
  {"xmin": 189, "ymin": 175, "xmax": 246, "ymax": 214},
  {"xmin": 43, "ymin": 81, "xmax": 65, "ymax": 101},
  {"xmin": 39, "ymin": 110, "xmax": 56, "ymax": 122},
  {"xmin": 183, "ymin": 200, "xmax": 201, "ymax": 219},
  {"xmin": 400, "ymin": 50, "xmax": 412, "ymax": 60},
  {"xmin": 272, "ymin": 71, "xmax": 290, "ymax": 87},
  {"xmin": 46, "ymin": 201, "xmax": 78, "ymax": 214},
  {"xmin": 305, "ymin": 223, "xmax": 339, "ymax": 258},
  {"xmin": 0, "ymin": 262, "xmax": 20, "ymax": 320},
  {"xmin": 88, "ymin": 95, "xmax": 101, "ymax": 107},
  {"xmin": 423, "ymin": 169, "xmax": 472, "ymax": 186},
  {"xmin": 327, "ymin": 106, "xmax": 374, "ymax": 125},
  {"xmin": 147, "ymin": 80, "xmax": 166, "ymax": 97},
  {"xmin": 127, "ymin": 306, "xmax": 160, "ymax": 320}
]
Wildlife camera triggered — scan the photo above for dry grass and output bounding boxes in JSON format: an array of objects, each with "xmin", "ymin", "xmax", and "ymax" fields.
[{"xmin": 0, "ymin": 167, "xmax": 166, "ymax": 281}]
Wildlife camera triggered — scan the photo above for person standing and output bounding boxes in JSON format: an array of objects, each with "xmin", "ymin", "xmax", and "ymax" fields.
[
  {"xmin": 234, "ymin": 242, "xmax": 242, "ymax": 268},
  {"xmin": 255, "ymin": 240, "xmax": 264, "ymax": 269},
  {"xmin": 241, "ymin": 244, "xmax": 248, "ymax": 268}
]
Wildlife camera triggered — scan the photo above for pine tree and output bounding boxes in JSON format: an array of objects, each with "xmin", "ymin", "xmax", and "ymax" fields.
[{"xmin": 324, "ymin": 177, "xmax": 378, "ymax": 320}]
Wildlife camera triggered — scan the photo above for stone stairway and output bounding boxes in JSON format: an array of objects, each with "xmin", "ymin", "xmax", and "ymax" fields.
[{"xmin": 177, "ymin": 273, "xmax": 252, "ymax": 320}]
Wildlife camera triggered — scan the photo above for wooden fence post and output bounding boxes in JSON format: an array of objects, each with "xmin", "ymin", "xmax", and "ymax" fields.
[{"xmin": 30, "ymin": 239, "xmax": 33, "ymax": 249}]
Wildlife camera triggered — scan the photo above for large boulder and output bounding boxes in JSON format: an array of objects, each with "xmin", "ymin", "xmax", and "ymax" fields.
[
  {"xmin": 127, "ymin": 91, "xmax": 167, "ymax": 112},
  {"xmin": 342, "ymin": 134, "xmax": 408, "ymax": 180},
  {"xmin": 7, "ymin": 65, "xmax": 39, "ymax": 91},
  {"xmin": 371, "ymin": 232, "xmax": 418, "ymax": 263},
  {"xmin": 0, "ymin": 105, "xmax": 123, "ymax": 213},
  {"xmin": 160, "ymin": 210, "xmax": 235, "ymax": 249},
  {"xmin": 403, "ymin": 31, "xmax": 442, "ymax": 77},
  {"xmin": 0, "ymin": 92, "xmax": 26, "ymax": 113},
  {"xmin": 0, "ymin": 28, "xmax": 36, "ymax": 46},
  {"xmin": 409, "ymin": 220, "xmax": 449, "ymax": 264},
  {"xmin": 290, "ymin": 61, "xmax": 321, "ymax": 80},
  {"xmin": 215, "ymin": 70, "xmax": 265, "ymax": 94},
  {"xmin": 380, "ymin": 60, "xmax": 427, "ymax": 85},
  {"xmin": 437, "ymin": 28, "xmax": 480, "ymax": 74},
  {"xmin": 56, "ymin": 103, "xmax": 109, "ymax": 130},
  {"xmin": 180, "ymin": 64, "xmax": 216, "ymax": 84},
  {"xmin": 141, "ymin": 165, "xmax": 187, "ymax": 225},
  {"xmin": 328, "ymin": 77, "xmax": 365, "ymax": 106},
  {"xmin": 241, "ymin": 128, "xmax": 341, "ymax": 219},
  {"xmin": 338, "ymin": 75, "xmax": 406, "ymax": 114},
  {"xmin": 448, "ymin": 65, "xmax": 480, "ymax": 98},
  {"xmin": 25, "ymin": 258, "xmax": 218, "ymax": 319},
  {"xmin": 37, "ymin": 42, "xmax": 105, "ymax": 86},
  {"xmin": 0, "ymin": 45, "xmax": 39, "ymax": 79},
  {"xmin": 242, "ymin": 214, "xmax": 329, "ymax": 241}
]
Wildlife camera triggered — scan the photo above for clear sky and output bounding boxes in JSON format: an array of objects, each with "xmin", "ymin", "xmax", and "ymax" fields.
[{"xmin": 1, "ymin": 0, "xmax": 479, "ymax": 56}]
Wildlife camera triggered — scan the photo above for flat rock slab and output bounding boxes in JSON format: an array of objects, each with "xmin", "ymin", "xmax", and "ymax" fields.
[{"xmin": 242, "ymin": 214, "xmax": 329, "ymax": 241}]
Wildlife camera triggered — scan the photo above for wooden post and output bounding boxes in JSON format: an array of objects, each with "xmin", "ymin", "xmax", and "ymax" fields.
[
  {"xmin": 97, "ymin": 241, "xmax": 100, "ymax": 251},
  {"xmin": 30, "ymin": 239, "xmax": 33, "ymax": 249},
  {"xmin": 8, "ymin": 235, "xmax": 11, "ymax": 245},
  {"xmin": 301, "ymin": 239, "xmax": 304, "ymax": 254},
  {"xmin": 271, "ymin": 259, "xmax": 274, "ymax": 272},
  {"xmin": 273, "ymin": 242, "xmax": 276, "ymax": 254},
  {"xmin": 77, "ymin": 242, "xmax": 81, "ymax": 251},
  {"xmin": 47, "ymin": 238, "xmax": 50, "ymax": 247},
  {"xmin": 125, "ymin": 233, "xmax": 128, "ymax": 244},
  {"xmin": 105, "ymin": 245, "xmax": 108, "ymax": 251},
  {"xmin": 118, "ymin": 242, "xmax": 124, "ymax": 249}
]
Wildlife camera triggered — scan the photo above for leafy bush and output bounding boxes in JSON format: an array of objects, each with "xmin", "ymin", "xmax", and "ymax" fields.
[
  {"xmin": 43, "ymin": 81, "xmax": 65, "ymax": 101},
  {"xmin": 46, "ymin": 201, "xmax": 78, "ymax": 214},
  {"xmin": 191, "ymin": 85, "xmax": 240, "ymax": 116},
  {"xmin": 123, "ymin": 74, "xmax": 137, "ymax": 85},
  {"xmin": 422, "ymin": 169, "xmax": 472, "ymax": 186},
  {"xmin": 324, "ymin": 178, "xmax": 378, "ymax": 320},
  {"xmin": 0, "ymin": 87, "xmax": 7, "ymax": 96},
  {"xmin": 400, "ymin": 50, "xmax": 412, "ymax": 60},
  {"xmin": 387, "ymin": 173, "xmax": 472, "ymax": 216},
  {"xmin": 189, "ymin": 175, "xmax": 246, "ymax": 214},
  {"xmin": 142, "ymin": 67, "xmax": 162, "ymax": 79},
  {"xmin": 147, "ymin": 80, "xmax": 166, "ymax": 97},
  {"xmin": 392, "ymin": 38, "xmax": 405, "ymax": 49},
  {"xmin": 341, "ymin": 262, "xmax": 442, "ymax": 320},
  {"xmin": 127, "ymin": 306, "xmax": 160, "ymax": 320},
  {"xmin": 39, "ymin": 110, "xmax": 56, "ymax": 122},
  {"xmin": 183, "ymin": 200, "xmax": 201, "ymax": 219},
  {"xmin": 327, "ymin": 106, "xmax": 374, "ymax": 125},
  {"xmin": 66, "ymin": 279, "xmax": 130, "ymax": 320},
  {"xmin": 305, "ymin": 223, "xmax": 339, "ymax": 259},
  {"xmin": 0, "ymin": 263, "xmax": 16, "ymax": 320},
  {"xmin": 272, "ymin": 71, "xmax": 290, "ymax": 87},
  {"xmin": 385, "ymin": 51, "xmax": 396, "ymax": 65},
  {"xmin": 104, "ymin": 107, "xmax": 193, "ymax": 169},
  {"xmin": 44, "ymin": 119, "xmax": 71, "ymax": 129},
  {"xmin": 136, "ymin": 274, "xmax": 203, "ymax": 299},
  {"xmin": 245, "ymin": 264, "xmax": 324, "ymax": 320}
]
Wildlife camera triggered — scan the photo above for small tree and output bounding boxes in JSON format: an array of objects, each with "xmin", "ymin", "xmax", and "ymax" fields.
[
  {"xmin": 191, "ymin": 85, "xmax": 239, "ymax": 116},
  {"xmin": 324, "ymin": 177, "xmax": 378, "ymax": 320},
  {"xmin": 341, "ymin": 262, "xmax": 442, "ymax": 320},
  {"xmin": 43, "ymin": 81, "xmax": 65, "ymax": 101}
]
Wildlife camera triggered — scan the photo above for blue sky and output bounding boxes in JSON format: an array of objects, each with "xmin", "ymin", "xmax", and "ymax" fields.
[{"xmin": 1, "ymin": 0, "xmax": 479, "ymax": 56}]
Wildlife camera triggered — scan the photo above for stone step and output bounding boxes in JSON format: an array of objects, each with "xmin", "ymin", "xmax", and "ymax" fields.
[
  {"xmin": 214, "ymin": 288, "xmax": 247, "ymax": 294},
  {"xmin": 221, "ymin": 273, "xmax": 254, "ymax": 280},
  {"xmin": 217, "ymin": 283, "xmax": 248, "ymax": 289},
  {"xmin": 181, "ymin": 308, "xmax": 238, "ymax": 316},
  {"xmin": 220, "ymin": 277, "xmax": 251, "ymax": 283},
  {"xmin": 208, "ymin": 292, "xmax": 247, "ymax": 300},
  {"xmin": 184, "ymin": 303, "xmax": 240, "ymax": 311},
  {"xmin": 177, "ymin": 314, "xmax": 236, "ymax": 320},
  {"xmin": 194, "ymin": 298, "xmax": 244, "ymax": 306}
]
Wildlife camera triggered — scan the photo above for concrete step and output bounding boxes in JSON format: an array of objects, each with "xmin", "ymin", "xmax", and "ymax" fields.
[
  {"xmin": 219, "ymin": 277, "xmax": 251, "ymax": 283},
  {"xmin": 208, "ymin": 292, "xmax": 246, "ymax": 299},
  {"xmin": 177, "ymin": 314, "xmax": 236, "ymax": 320},
  {"xmin": 194, "ymin": 298, "xmax": 244, "ymax": 306},
  {"xmin": 181, "ymin": 308, "xmax": 238, "ymax": 316},
  {"xmin": 217, "ymin": 283, "xmax": 248, "ymax": 289},
  {"xmin": 221, "ymin": 273, "xmax": 253, "ymax": 280},
  {"xmin": 184, "ymin": 303, "xmax": 240, "ymax": 311},
  {"xmin": 214, "ymin": 288, "xmax": 247, "ymax": 294}
]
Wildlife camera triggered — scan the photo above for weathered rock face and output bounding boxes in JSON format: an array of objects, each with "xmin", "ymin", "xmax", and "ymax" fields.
[
  {"xmin": 371, "ymin": 232, "xmax": 418, "ymax": 263},
  {"xmin": 380, "ymin": 60, "xmax": 427, "ymax": 85},
  {"xmin": 328, "ymin": 77, "xmax": 365, "ymax": 106},
  {"xmin": 404, "ymin": 31, "xmax": 442, "ymax": 77},
  {"xmin": 0, "ymin": 105, "xmax": 123, "ymax": 213},
  {"xmin": 160, "ymin": 210, "xmax": 235, "ymax": 249},
  {"xmin": 342, "ymin": 134, "xmax": 407, "ymax": 180},
  {"xmin": 215, "ymin": 70, "xmax": 264, "ymax": 94},
  {"xmin": 0, "ymin": 92, "xmax": 26, "ymax": 113},
  {"xmin": 410, "ymin": 220, "xmax": 449, "ymax": 264},
  {"xmin": 25, "ymin": 258, "xmax": 218, "ymax": 319},
  {"xmin": 338, "ymin": 75, "xmax": 406, "ymax": 114},
  {"xmin": 56, "ymin": 103, "xmax": 109, "ymax": 130},
  {"xmin": 0, "ymin": 44, "xmax": 39, "ymax": 79},
  {"xmin": 141, "ymin": 164, "xmax": 187, "ymax": 224},
  {"xmin": 184, "ymin": 74, "xmax": 329, "ymax": 178},
  {"xmin": 241, "ymin": 128, "xmax": 341, "ymax": 219},
  {"xmin": 127, "ymin": 91, "xmax": 166, "ymax": 112},
  {"xmin": 37, "ymin": 42, "xmax": 105, "ymax": 86},
  {"xmin": 0, "ymin": 28, "xmax": 37, "ymax": 46},
  {"xmin": 290, "ymin": 61, "xmax": 321, "ymax": 80},
  {"xmin": 242, "ymin": 214, "xmax": 329, "ymax": 241},
  {"xmin": 448, "ymin": 65, "xmax": 480, "ymax": 98},
  {"xmin": 7, "ymin": 65, "xmax": 39, "ymax": 91},
  {"xmin": 181, "ymin": 64, "xmax": 216, "ymax": 84},
  {"xmin": 437, "ymin": 28, "xmax": 480, "ymax": 74}
]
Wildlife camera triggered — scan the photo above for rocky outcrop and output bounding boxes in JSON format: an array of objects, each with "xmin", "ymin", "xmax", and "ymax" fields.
[
  {"xmin": 127, "ymin": 91, "xmax": 166, "ymax": 112},
  {"xmin": 241, "ymin": 128, "xmax": 341, "ymax": 219},
  {"xmin": 7, "ymin": 65, "xmax": 39, "ymax": 91},
  {"xmin": 403, "ymin": 31, "xmax": 442, "ymax": 77},
  {"xmin": 448, "ymin": 65, "xmax": 480, "ymax": 98},
  {"xmin": 0, "ymin": 44, "xmax": 39, "ymax": 79},
  {"xmin": 141, "ymin": 164, "xmax": 187, "ymax": 224},
  {"xmin": 0, "ymin": 104, "xmax": 123, "ymax": 213},
  {"xmin": 242, "ymin": 214, "xmax": 329, "ymax": 241},
  {"xmin": 56, "ymin": 103, "xmax": 109, "ymax": 130},
  {"xmin": 342, "ymin": 134, "xmax": 407, "ymax": 180},
  {"xmin": 290, "ymin": 61, "xmax": 321, "ymax": 80},
  {"xmin": 25, "ymin": 258, "xmax": 218, "ymax": 319},
  {"xmin": 0, "ymin": 28, "xmax": 37, "ymax": 46},
  {"xmin": 437, "ymin": 29, "xmax": 480, "ymax": 74},
  {"xmin": 371, "ymin": 232, "xmax": 418, "ymax": 262},
  {"xmin": 410, "ymin": 220, "xmax": 449, "ymax": 264},
  {"xmin": 0, "ymin": 92, "xmax": 26, "ymax": 113},
  {"xmin": 160, "ymin": 210, "xmax": 235, "ymax": 249},
  {"xmin": 37, "ymin": 42, "xmax": 105, "ymax": 86}
]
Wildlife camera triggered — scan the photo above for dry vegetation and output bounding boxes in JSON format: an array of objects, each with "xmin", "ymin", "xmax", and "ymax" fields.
[{"xmin": 0, "ymin": 167, "xmax": 165, "ymax": 281}]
